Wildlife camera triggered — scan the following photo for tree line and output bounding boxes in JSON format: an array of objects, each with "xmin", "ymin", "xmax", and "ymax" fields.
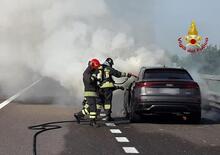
[{"xmin": 171, "ymin": 45, "xmax": 220, "ymax": 74}]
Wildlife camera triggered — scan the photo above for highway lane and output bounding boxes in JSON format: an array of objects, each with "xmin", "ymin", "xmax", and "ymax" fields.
[
  {"xmin": 0, "ymin": 100, "xmax": 220, "ymax": 155},
  {"xmin": 117, "ymin": 114, "xmax": 220, "ymax": 155},
  {"xmin": 0, "ymin": 102, "xmax": 125, "ymax": 155},
  {"xmin": 0, "ymin": 102, "xmax": 75, "ymax": 155}
]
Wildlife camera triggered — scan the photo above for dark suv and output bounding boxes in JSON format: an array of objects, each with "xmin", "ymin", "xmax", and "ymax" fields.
[{"xmin": 124, "ymin": 67, "xmax": 201, "ymax": 123}]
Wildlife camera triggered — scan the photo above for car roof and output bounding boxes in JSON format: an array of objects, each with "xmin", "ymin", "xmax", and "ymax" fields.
[{"xmin": 140, "ymin": 66, "xmax": 187, "ymax": 71}]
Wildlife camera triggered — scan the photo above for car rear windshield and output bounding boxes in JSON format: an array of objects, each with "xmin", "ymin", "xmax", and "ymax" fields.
[{"xmin": 143, "ymin": 69, "xmax": 193, "ymax": 80}]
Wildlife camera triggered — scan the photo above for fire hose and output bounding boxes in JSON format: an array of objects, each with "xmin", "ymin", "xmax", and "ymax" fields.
[{"xmin": 114, "ymin": 73, "xmax": 138, "ymax": 85}]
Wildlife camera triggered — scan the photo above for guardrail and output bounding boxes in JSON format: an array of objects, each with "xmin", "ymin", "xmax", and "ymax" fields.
[
  {"xmin": 200, "ymin": 74, "xmax": 220, "ymax": 81},
  {"xmin": 200, "ymin": 74, "xmax": 220, "ymax": 109}
]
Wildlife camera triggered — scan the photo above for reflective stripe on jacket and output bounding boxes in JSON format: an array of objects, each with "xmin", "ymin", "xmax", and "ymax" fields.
[
  {"xmin": 100, "ymin": 81, "xmax": 114, "ymax": 88},
  {"xmin": 84, "ymin": 91, "xmax": 98, "ymax": 97}
]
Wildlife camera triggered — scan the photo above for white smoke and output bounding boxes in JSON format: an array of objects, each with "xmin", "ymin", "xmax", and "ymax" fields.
[{"xmin": 0, "ymin": 0, "xmax": 170, "ymax": 103}]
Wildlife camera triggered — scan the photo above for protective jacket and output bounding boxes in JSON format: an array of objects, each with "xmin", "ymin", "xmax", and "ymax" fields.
[
  {"xmin": 98, "ymin": 64, "xmax": 127, "ymax": 88},
  {"xmin": 83, "ymin": 66, "xmax": 98, "ymax": 97}
]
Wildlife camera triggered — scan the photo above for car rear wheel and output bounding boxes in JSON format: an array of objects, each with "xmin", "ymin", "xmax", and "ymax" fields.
[
  {"xmin": 129, "ymin": 111, "xmax": 142, "ymax": 123},
  {"xmin": 189, "ymin": 111, "xmax": 201, "ymax": 124}
]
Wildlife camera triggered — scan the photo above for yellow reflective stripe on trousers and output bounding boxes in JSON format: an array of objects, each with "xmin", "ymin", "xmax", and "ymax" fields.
[
  {"xmin": 84, "ymin": 91, "xmax": 97, "ymax": 97},
  {"xmin": 96, "ymin": 104, "xmax": 103, "ymax": 109},
  {"xmin": 84, "ymin": 103, "xmax": 89, "ymax": 109},
  {"xmin": 84, "ymin": 108, "xmax": 89, "ymax": 114},
  {"xmin": 89, "ymin": 115, "xmax": 96, "ymax": 119},
  {"xmin": 82, "ymin": 110, "xmax": 86, "ymax": 115},
  {"xmin": 89, "ymin": 112, "xmax": 96, "ymax": 119},
  {"xmin": 90, "ymin": 112, "xmax": 96, "ymax": 115},
  {"xmin": 100, "ymin": 82, "xmax": 114, "ymax": 88},
  {"xmin": 104, "ymin": 104, "xmax": 111, "ymax": 109}
]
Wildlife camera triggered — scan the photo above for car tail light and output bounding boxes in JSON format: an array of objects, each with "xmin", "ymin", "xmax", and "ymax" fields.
[
  {"xmin": 181, "ymin": 82, "xmax": 199, "ymax": 89},
  {"xmin": 135, "ymin": 82, "xmax": 160, "ymax": 88},
  {"xmin": 135, "ymin": 81, "xmax": 199, "ymax": 89},
  {"xmin": 134, "ymin": 81, "xmax": 200, "ymax": 97}
]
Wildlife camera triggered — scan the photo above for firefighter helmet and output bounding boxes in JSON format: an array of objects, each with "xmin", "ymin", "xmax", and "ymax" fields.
[
  {"xmin": 105, "ymin": 57, "xmax": 114, "ymax": 66},
  {"xmin": 89, "ymin": 58, "xmax": 101, "ymax": 69}
]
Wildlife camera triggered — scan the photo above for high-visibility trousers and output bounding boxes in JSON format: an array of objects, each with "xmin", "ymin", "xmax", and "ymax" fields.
[
  {"xmin": 86, "ymin": 97, "xmax": 97, "ymax": 119},
  {"xmin": 81, "ymin": 100, "xmax": 90, "ymax": 116},
  {"xmin": 99, "ymin": 88, "xmax": 113, "ymax": 116},
  {"xmin": 80, "ymin": 91, "xmax": 97, "ymax": 119}
]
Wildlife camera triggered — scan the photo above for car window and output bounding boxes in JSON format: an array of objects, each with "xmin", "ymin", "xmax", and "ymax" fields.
[{"xmin": 143, "ymin": 69, "xmax": 193, "ymax": 80}]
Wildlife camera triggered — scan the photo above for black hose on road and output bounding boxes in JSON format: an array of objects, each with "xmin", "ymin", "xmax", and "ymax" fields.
[{"xmin": 28, "ymin": 120, "xmax": 77, "ymax": 155}]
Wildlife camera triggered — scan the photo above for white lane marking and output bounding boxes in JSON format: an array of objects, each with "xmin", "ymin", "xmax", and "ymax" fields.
[
  {"xmin": 105, "ymin": 122, "xmax": 116, "ymax": 127},
  {"xmin": 123, "ymin": 147, "xmax": 139, "ymax": 154},
  {"xmin": 115, "ymin": 137, "xmax": 129, "ymax": 142},
  {"xmin": 0, "ymin": 78, "xmax": 42, "ymax": 109},
  {"xmin": 110, "ymin": 129, "xmax": 122, "ymax": 134}
]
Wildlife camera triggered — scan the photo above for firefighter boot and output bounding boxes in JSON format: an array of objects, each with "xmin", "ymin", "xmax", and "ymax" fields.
[
  {"xmin": 89, "ymin": 119, "xmax": 99, "ymax": 128},
  {"xmin": 74, "ymin": 112, "xmax": 84, "ymax": 124},
  {"xmin": 102, "ymin": 115, "xmax": 114, "ymax": 122}
]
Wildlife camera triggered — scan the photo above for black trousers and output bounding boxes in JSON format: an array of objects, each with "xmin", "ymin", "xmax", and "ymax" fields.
[
  {"xmin": 86, "ymin": 97, "xmax": 97, "ymax": 119},
  {"xmin": 99, "ymin": 88, "xmax": 113, "ymax": 116}
]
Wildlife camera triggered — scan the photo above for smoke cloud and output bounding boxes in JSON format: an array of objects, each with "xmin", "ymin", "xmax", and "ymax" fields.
[{"xmin": 0, "ymin": 0, "xmax": 170, "ymax": 104}]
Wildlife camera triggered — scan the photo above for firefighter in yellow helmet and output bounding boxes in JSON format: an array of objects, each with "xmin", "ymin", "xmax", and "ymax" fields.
[
  {"xmin": 74, "ymin": 58, "xmax": 101, "ymax": 127},
  {"xmin": 97, "ymin": 58, "xmax": 131, "ymax": 121}
]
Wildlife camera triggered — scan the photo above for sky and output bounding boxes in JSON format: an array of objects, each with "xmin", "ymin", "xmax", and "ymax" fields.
[
  {"xmin": 106, "ymin": 0, "xmax": 155, "ymax": 45},
  {"xmin": 153, "ymin": 0, "xmax": 220, "ymax": 54},
  {"xmin": 104, "ymin": 0, "xmax": 220, "ymax": 55}
]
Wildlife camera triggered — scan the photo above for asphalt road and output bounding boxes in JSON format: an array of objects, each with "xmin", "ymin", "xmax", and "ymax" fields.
[{"xmin": 0, "ymin": 100, "xmax": 220, "ymax": 155}]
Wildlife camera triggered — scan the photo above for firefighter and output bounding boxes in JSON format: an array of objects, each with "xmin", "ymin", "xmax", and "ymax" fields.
[
  {"xmin": 74, "ymin": 58, "xmax": 101, "ymax": 127},
  {"xmin": 98, "ymin": 58, "xmax": 131, "ymax": 121}
]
